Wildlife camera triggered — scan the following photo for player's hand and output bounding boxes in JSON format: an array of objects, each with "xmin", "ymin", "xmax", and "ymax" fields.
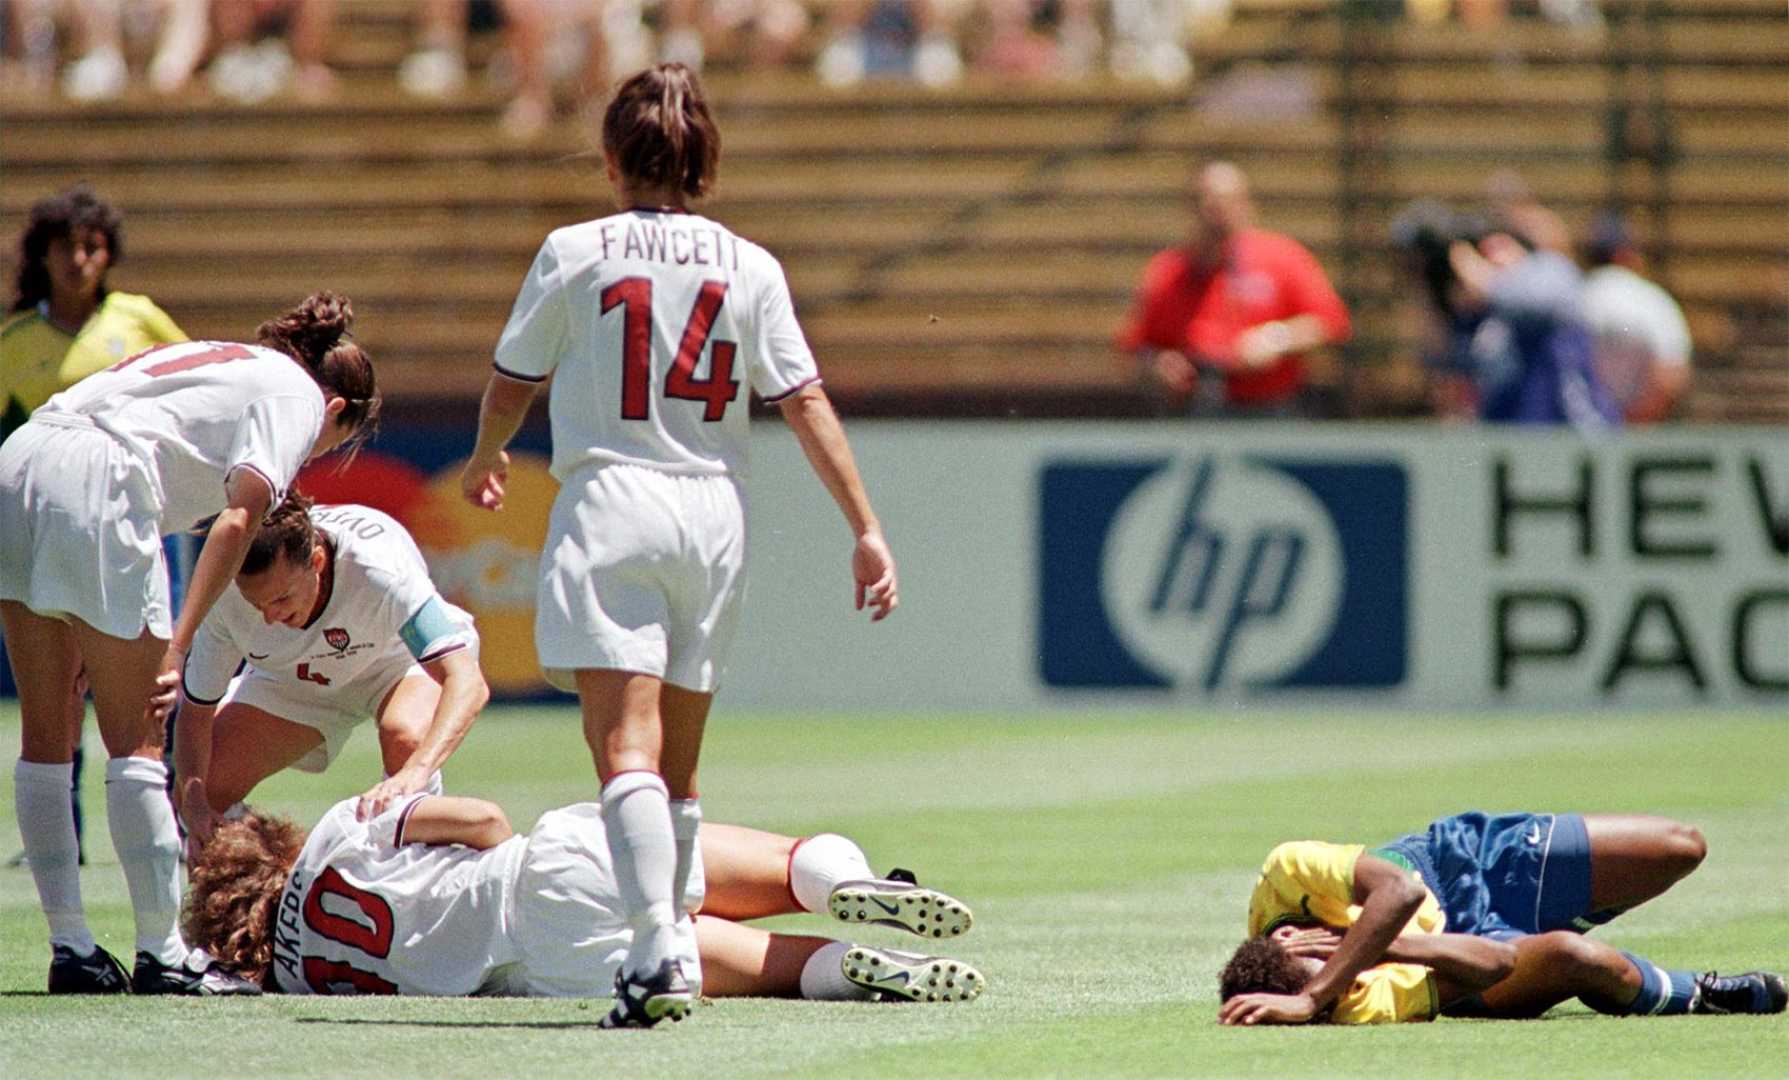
[
  {"xmin": 145, "ymin": 643, "xmax": 185, "ymax": 726},
  {"xmin": 357, "ymin": 766, "xmax": 429, "ymax": 822},
  {"xmin": 852, "ymin": 530, "xmax": 898, "ymax": 621},
  {"xmin": 1274, "ymin": 926, "xmax": 1343, "ymax": 960},
  {"xmin": 1149, "ymin": 349, "xmax": 1198, "ymax": 396},
  {"xmin": 1218, "ymin": 991, "xmax": 1320, "ymax": 1026},
  {"xmin": 177, "ymin": 779, "xmax": 218, "ymax": 864},
  {"xmin": 1235, "ymin": 321, "xmax": 1291, "ymax": 370},
  {"xmin": 460, "ymin": 450, "xmax": 511, "ymax": 511}
]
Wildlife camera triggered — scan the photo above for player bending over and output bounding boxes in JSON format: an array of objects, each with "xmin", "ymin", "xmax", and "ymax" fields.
[
  {"xmin": 183, "ymin": 793, "xmax": 984, "ymax": 1007},
  {"xmin": 1218, "ymin": 810, "xmax": 1785, "ymax": 1025},
  {"xmin": 173, "ymin": 492, "xmax": 487, "ymax": 849}
]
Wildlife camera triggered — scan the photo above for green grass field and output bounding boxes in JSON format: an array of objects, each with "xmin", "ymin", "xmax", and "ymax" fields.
[{"xmin": 1, "ymin": 705, "xmax": 1785, "ymax": 1079}]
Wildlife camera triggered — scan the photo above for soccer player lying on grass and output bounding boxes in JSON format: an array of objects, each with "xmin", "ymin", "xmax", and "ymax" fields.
[
  {"xmin": 182, "ymin": 792, "xmax": 984, "ymax": 1007},
  {"xmin": 1218, "ymin": 810, "xmax": 1786, "ymax": 1025},
  {"xmin": 172, "ymin": 493, "xmax": 488, "ymax": 849}
]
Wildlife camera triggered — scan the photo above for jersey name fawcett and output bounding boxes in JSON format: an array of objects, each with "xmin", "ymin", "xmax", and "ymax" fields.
[{"xmin": 598, "ymin": 219, "xmax": 741, "ymax": 270}]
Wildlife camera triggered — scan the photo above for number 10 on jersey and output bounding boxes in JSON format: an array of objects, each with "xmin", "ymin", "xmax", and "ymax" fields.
[{"xmin": 603, "ymin": 277, "xmax": 740, "ymax": 423}]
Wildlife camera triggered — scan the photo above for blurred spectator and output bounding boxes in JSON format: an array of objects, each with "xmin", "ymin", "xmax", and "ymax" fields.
[
  {"xmin": 206, "ymin": 0, "xmax": 337, "ymax": 103},
  {"xmin": 1581, "ymin": 214, "xmax": 1693, "ymax": 424},
  {"xmin": 1392, "ymin": 200, "xmax": 1619, "ymax": 430},
  {"xmin": 0, "ymin": 184, "xmax": 188, "ymax": 868},
  {"xmin": 815, "ymin": 0, "xmax": 965, "ymax": 87},
  {"xmin": 1, "ymin": 0, "xmax": 210, "ymax": 100},
  {"xmin": 399, "ymin": 0, "xmax": 557, "ymax": 138},
  {"xmin": 1116, "ymin": 161, "xmax": 1351, "ymax": 418}
]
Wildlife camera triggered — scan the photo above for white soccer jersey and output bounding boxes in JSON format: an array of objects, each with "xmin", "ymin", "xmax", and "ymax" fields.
[
  {"xmin": 269, "ymin": 796, "xmax": 526, "ymax": 996},
  {"xmin": 182, "ymin": 504, "xmax": 476, "ymax": 706},
  {"xmin": 37, "ymin": 340, "xmax": 325, "ymax": 533},
  {"xmin": 493, "ymin": 209, "xmax": 821, "ymax": 480}
]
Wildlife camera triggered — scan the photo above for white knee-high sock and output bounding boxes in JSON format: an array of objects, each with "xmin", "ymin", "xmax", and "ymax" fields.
[
  {"xmin": 600, "ymin": 771, "xmax": 676, "ymax": 975},
  {"xmin": 670, "ymin": 798, "xmax": 704, "ymax": 917},
  {"xmin": 799, "ymin": 940, "xmax": 878, "ymax": 1001},
  {"xmin": 789, "ymin": 832, "xmax": 874, "ymax": 914},
  {"xmin": 105, "ymin": 756, "xmax": 187, "ymax": 965},
  {"xmin": 15, "ymin": 760, "xmax": 95, "ymax": 954}
]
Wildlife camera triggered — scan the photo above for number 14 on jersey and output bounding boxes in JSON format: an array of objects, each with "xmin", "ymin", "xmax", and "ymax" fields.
[{"xmin": 602, "ymin": 277, "xmax": 739, "ymax": 423}]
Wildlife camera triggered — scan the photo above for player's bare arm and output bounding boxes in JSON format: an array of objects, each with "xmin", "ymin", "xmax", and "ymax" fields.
[
  {"xmin": 398, "ymin": 796, "xmax": 514, "ymax": 850},
  {"xmin": 1384, "ymin": 932, "xmax": 1518, "ymax": 1003},
  {"xmin": 1220, "ymin": 853, "xmax": 1424, "ymax": 1026},
  {"xmin": 356, "ymin": 649, "xmax": 490, "ymax": 821},
  {"xmin": 172, "ymin": 696, "xmax": 221, "ymax": 856},
  {"xmin": 461, "ymin": 371, "xmax": 539, "ymax": 511},
  {"xmin": 776, "ymin": 383, "xmax": 898, "ymax": 620},
  {"xmin": 148, "ymin": 468, "xmax": 275, "ymax": 725}
]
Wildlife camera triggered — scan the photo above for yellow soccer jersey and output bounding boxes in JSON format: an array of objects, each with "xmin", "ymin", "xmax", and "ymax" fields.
[
  {"xmin": 0, "ymin": 292, "xmax": 186, "ymax": 435},
  {"xmin": 1246, "ymin": 840, "xmax": 1446, "ymax": 1025}
]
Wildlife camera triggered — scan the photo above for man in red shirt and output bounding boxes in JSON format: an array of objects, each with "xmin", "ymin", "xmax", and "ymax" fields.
[{"xmin": 1117, "ymin": 162, "xmax": 1351, "ymax": 416}]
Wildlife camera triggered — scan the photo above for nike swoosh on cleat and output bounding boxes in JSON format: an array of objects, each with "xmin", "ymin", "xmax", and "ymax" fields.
[
  {"xmin": 872, "ymin": 897, "xmax": 901, "ymax": 916},
  {"xmin": 878, "ymin": 970, "xmax": 912, "ymax": 987}
]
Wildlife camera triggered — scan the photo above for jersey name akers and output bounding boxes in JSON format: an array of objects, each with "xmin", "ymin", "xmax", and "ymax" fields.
[
  {"xmin": 493, "ymin": 209, "xmax": 820, "ymax": 480},
  {"xmin": 182, "ymin": 504, "xmax": 475, "ymax": 704},
  {"xmin": 270, "ymin": 796, "xmax": 525, "ymax": 995}
]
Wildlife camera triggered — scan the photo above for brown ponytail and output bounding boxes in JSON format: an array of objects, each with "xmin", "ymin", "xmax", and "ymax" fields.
[
  {"xmin": 601, "ymin": 64, "xmax": 720, "ymax": 199},
  {"xmin": 257, "ymin": 291, "xmax": 381, "ymax": 454},
  {"xmin": 240, "ymin": 489, "xmax": 317, "ymax": 577}
]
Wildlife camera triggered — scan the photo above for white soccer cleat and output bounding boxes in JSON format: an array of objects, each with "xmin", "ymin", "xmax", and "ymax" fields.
[
  {"xmin": 842, "ymin": 946, "xmax": 984, "ymax": 1003},
  {"xmin": 829, "ymin": 868, "xmax": 973, "ymax": 939}
]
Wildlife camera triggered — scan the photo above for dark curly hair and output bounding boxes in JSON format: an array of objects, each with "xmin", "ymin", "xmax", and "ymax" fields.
[
  {"xmin": 1218, "ymin": 938, "xmax": 1308, "ymax": 1003},
  {"xmin": 240, "ymin": 490, "xmax": 318, "ymax": 577},
  {"xmin": 12, "ymin": 183, "xmax": 124, "ymax": 312},
  {"xmin": 182, "ymin": 810, "xmax": 310, "ymax": 988}
]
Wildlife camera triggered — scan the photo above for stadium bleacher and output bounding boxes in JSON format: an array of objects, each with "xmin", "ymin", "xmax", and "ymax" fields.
[{"xmin": 1, "ymin": 0, "xmax": 1783, "ymax": 419}]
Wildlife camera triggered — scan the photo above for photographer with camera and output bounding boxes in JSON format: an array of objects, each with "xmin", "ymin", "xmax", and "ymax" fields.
[{"xmin": 1392, "ymin": 201, "xmax": 1619, "ymax": 431}]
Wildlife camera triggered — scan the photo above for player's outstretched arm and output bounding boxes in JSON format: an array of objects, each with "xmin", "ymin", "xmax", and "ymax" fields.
[
  {"xmin": 356, "ymin": 649, "xmax": 490, "ymax": 820},
  {"xmin": 460, "ymin": 372, "xmax": 539, "ymax": 511},
  {"xmin": 397, "ymin": 796, "xmax": 514, "ymax": 850},
  {"xmin": 776, "ymin": 383, "xmax": 897, "ymax": 620},
  {"xmin": 1220, "ymin": 853, "xmax": 1425, "ymax": 1026},
  {"xmin": 172, "ymin": 697, "xmax": 220, "ymax": 859},
  {"xmin": 1385, "ymin": 932, "xmax": 1518, "ymax": 1003}
]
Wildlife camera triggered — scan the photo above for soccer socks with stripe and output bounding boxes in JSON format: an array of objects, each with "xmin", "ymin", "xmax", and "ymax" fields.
[
  {"xmin": 601, "ymin": 771, "xmax": 678, "ymax": 975},
  {"xmin": 1597, "ymin": 951, "xmax": 1698, "ymax": 1016},
  {"xmin": 798, "ymin": 940, "xmax": 879, "ymax": 1001},
  {"xmin": 15, "ymin": 760, "xmax": 96, "ymax": 955},
  {"xmin": 670, "ymin": 798, "xmax": 705, "ymax": 916},
  {"xmin": 789, "ymin": 832, "xmax": 874, "ymax": 914},
  {"xmin": 105, "ymin": 756, "xmax": 188, "ymax": 966}
]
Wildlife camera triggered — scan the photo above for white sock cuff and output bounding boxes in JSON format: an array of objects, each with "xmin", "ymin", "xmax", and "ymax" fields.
[
  {"xmin": 799, "ymin": 940, "xmax": 877, "ymax": 1001},
  {"xmin": 602, "ymin": 770, "xmax": 668, "ymax": 808},
  {"xmin": 789, "ymin": 832, "xmax": 872, "ymax": 914},
  {"xmin": 106, "ymin": 755, "xmax": 169, "ymax": 787},
  {"xmin": 15, "ymin": 759, "xmax": 75, "ymax": 788}
]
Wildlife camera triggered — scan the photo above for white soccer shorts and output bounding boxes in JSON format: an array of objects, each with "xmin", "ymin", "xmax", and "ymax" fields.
[
  {"xmin": 534, "ymin": 460, "xmax": 746, "ymax": 694},
  {"xmin": 218, "ymin": 653, "xmax": 431, "ymax": 773}
]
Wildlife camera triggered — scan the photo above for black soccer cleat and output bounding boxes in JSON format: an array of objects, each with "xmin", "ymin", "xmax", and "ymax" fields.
[
  {"xmin": 599, "ymin": 958, "xmax": 693, "ymax": 1029},
  {"xmin": 131, "ymin": 949, "xmax": 263, "ymax": 996},
  {"xmin": 1691, "ymin": 970, "xmax": 1787, "ymax": 1015},
  {"xmin": 829, "ymin": 867, "xmax": 973, "ymax": 940},
  {"xmin": 841, "ymin": 946, "xmax": 985, "ymax": 1003},
  {"xmin": 48, "ymin": 943, "xmax": 130, "ymax": 994}
]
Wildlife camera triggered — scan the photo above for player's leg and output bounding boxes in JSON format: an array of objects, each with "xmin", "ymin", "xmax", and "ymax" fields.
[
  {"xmin": 1583, "ymin": 814, "xmax": 1706, "ymax": 918},
  {"xmin": 74, "ymin": 619, "xmax": 259, "ymax": 994},
  {"xmin": 2, "ymin": 601, "xmax": 124, "ymax": 991},
  {"xmin": 693, "ymin": 915, "xmax": 984, "ymax": 1003},
  {"xmin": 1472, "ymin": 932, "xmax": 1643, "ymax": 1018},
  {"xmin": 659, "ymin": 681, "xmax": 710, "ymax": 924},
  {"xmin": 578, "ymin": 667, "xmax": 688, "ymax": 1026},
  {"xmin": 200, "ymin": 702, "xmax": 328, "ymax": 811}
]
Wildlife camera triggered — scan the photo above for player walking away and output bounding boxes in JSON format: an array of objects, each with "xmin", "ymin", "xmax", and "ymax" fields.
[
  {"xmin": 1217, "ymin": 810, "xmax": 1786, "ymax": 1025},
  {"xmin": 173, "ymin": 493, "xmax": 487, "ymax": 851},
  {"xmin": 460, "ymin": 64, "xmax": 898, "ymax": 1028},
  {"xmin": 0, "ymin": 292, "xmax": 378, "ymax": 995},
  {"xmin": 182, "ymin": 794, "xmax": 982, "ymax": 1006}
]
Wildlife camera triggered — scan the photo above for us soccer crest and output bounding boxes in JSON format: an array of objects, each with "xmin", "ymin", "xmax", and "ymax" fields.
[{"xmin": 323, "ymin": 628, "xmax": 351, "ymax": 653}]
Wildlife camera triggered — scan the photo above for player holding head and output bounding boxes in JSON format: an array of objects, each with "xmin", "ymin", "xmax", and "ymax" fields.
[
  {"xmin": 171, "ymin": 492, "xmax": 488, "ymax": 851},
  {"xmin": 182, "ymin": 794, "xmax": 982, "ymax": 1006},
  {"xmin": 0, "ymin": 291, "xmax": 378, "ymax": 995},
  {"xmin": 459, "ymin": 64, "xmax": 898, "ymax": 1027},
  {"xmin": 1217, "ymin": 810, "xmax": 1786, "ymax": 1025}
]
